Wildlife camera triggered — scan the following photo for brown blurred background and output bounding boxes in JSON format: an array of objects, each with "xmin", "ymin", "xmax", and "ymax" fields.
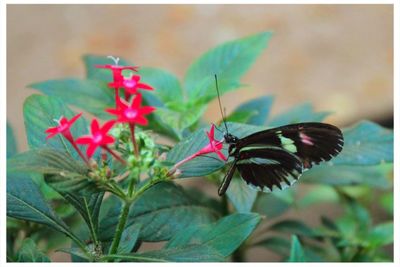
[{"xmin": 7, "ymin": 4, "xmax": 393, "ymax": 262}]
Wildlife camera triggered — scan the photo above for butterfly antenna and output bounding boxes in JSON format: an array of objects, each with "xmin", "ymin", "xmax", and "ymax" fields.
[{"xmin": 214, "ymin": 74, "xmax": 229, "ymax": 134}]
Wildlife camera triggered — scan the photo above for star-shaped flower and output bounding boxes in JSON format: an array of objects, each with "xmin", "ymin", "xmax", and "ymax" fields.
[
  {"xmin": 171, "ymin": 124, "xmax": 227, "ymax": 172},
  {"xmin": 195, "ymin": 124, "xmax": 227, "ymax": 161},
  {"xmin": 110, "ymin": 75, "xmax": 154, "ymax": 95},
  {"xmin": 76, "ymin": 119, "xmax": 116, "ymax": 158},
  {"xmin": 45, "ymin": 113, "xmax": 82, "ymax": 143},
  {"xmin": 105, "ymin": 93, "xmax": 156, "ymax": 126}
]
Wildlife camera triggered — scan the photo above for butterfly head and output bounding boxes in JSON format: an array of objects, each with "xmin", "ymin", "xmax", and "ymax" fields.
[{"xmin": 224, "ymin": 133, "xmax": 239, "ymax": 144}]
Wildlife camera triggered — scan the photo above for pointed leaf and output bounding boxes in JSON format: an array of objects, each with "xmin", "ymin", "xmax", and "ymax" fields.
[
  {"xmin": 7, "ymin": 175, "xmax": 71, "ymax": 235},
  {"xmin": 332, "ymin": 121, "xmax": 393, "ymax": 165},
  {"xmin": 226, "ymin": 176, "xmax": 257, "ymax": 213},
  {"xmin": 184, "ymin": 32, "xmax": 272, "ymax": 101},
  {"xmin": 230, "ymin": 96, "xmax": 274, "ymax": 125},
  {"xmin": 166, "ymin": 213, "xmax": 261, "ymax": 257},
  {"xmin": 289, "ymin": 235, "xmax": 306, "ymax": 262},
  {"xmin": 118, "ymin": 224, "xmax": 141, "ymax": 254}
]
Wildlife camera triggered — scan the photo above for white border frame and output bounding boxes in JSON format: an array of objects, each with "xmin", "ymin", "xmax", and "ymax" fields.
[{"xmin": 1, "ymin": 0, "xmax": 398, "ymax": 266}]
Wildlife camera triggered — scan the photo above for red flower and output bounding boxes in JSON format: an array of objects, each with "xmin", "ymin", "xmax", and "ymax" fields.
[
  {"xmin": 172, "ymin": 124, "xmax": 227, "ymax": 170},
  {"xmin": 45, "ymin": 113, "xmax": 89, "ymax": 165},
  {"xmin": 76, "ymin": 119, "xmax": 116, "ymax": 158},
  {"xmin": 45, "ymin": 113, "xmax": 82, "ymax": 143},
  {"xmin": 96, "ymin": 64, "xmax": 139, "ymax": 84},
  {"xmin": 195, "ymin": 124, "xmax": 227, "ymax": 161},
  {"xmin": 105, "ymin": 93, "xmax": 156, "ymax": 126},
  {"xmin": 109, "ymin": 75, "xmax": 154, "ymax": 95}
]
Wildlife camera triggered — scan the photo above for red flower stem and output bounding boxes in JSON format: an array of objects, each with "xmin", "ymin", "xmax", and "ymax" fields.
[
  {"xmin": 129, "ymin": 123, "xmax": 139, "ymax": 157},
  {"xmin": 70, "ymin": 141, "xmax": 90, "ymax": 166},
  {"xmin": 167, "ymin": 153, "xmax": 198, "ymax": 177},
  {"xmin": 114, "ymin": 89, "xmax": 120, "ymax": 108},
  {"xmin": 124, "ymin": 90, "xmax": 129, "ymax": 101},
  {"xmin": 103, "ymin": 146, "xmax": 126, "ymax": 165}
]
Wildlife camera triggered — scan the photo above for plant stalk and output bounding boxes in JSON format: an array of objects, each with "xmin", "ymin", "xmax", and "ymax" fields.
[{"xmin": 108, "ymin": 201, "xmax": 131, "ymax": 257}]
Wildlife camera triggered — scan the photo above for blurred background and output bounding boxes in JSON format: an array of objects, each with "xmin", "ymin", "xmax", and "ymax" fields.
[{"xmin": 7, "ymin": 4, "xmax": 393, "ymax": 262}]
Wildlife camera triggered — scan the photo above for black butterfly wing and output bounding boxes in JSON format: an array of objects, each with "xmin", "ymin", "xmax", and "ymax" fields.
[
  {"xmin": 234, "ymin": 122, "xmax": 343, "ymax": 169},
  {"xmin": 235, "ymin": 147, "xmax": 304, "ymax": 192}
]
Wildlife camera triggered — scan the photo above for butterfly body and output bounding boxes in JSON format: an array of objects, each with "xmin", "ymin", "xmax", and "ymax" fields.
[{"xmin": 218, "ymin": 122, "xmax": 344, "ymax": 196}]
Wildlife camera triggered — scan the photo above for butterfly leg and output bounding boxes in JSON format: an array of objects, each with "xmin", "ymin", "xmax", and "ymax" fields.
[{"xmin": 218, "ymin": 160, "xmax": 237, "ymax": 196}]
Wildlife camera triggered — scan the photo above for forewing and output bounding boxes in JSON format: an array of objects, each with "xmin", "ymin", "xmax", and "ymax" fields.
[
  {"xmin": 236, "ymin": 122, "xmax": 343, "ymax": 169},
  {"xmin": 236, "ymin": 147, "xmax": 303, "ymax": 192}
]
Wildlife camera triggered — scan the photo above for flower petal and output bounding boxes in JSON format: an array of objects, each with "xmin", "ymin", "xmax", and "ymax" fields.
[
  {"xmin": 76, "ymin": 136, "xmax": 93, "ymax": 144},
  {"xmin": 140, "ymin": 106, "xmax": 156, "ymax": 115},
  {"xmin": 69, "ymin": 113, "xmax": 82, "ymax": 126},
  {"xmin": 102, "ymin": 135, "xmax": 115, "ymax": 145},
  {"xmin": 91, "ymin": 119, "xmax": 100, "ymax": 133},
  {"xmin": 101, "ymin": 120, "xmax": 116, "ymax": 133},
  {"xmin": 137, "ymin": 83, "xmax": 154, "ymax": 90},
  {"xmin": 131, "ymin": 93, "xmax": 143, "ymax": 108},
  {"xmin": 86, "ymin": 144, "xmax": 98, "ymax": 158},
  {"xmin": 215, "ymin": 150, "xmax": 227, "ymax": 161},
  {"xmin": 134, "ymin": 116, "xmax": 148, "ymax": 126}
]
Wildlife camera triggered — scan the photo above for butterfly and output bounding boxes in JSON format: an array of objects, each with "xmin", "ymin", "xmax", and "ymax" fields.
[{"xmin": 213, "ymin": 75, "xmax": 344, "ymax": 196}]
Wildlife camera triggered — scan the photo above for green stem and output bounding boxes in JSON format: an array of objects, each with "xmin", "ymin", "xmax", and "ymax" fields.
[
  {"xmin": 128, "ymin": 167, "xmax": 140, "ymax": 198},
  {"xmin": 108, "ymin": 201, "xmax": 131, "ymax": 257}
]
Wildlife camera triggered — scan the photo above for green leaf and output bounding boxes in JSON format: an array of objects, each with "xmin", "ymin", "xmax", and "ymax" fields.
[
  {"xmin": 302, "ymin": 164, "xmax": 392, "ymax": 188},
  {"xmin": 253, "ymin": 189, "xmax": 294, "ymax": 218},
  {"xmin": 154, "ymin": 104, "xmax": 206, "ymax": 133},
  {"xmin": 226, "ymin": 176, "xmax": 257, "ymax": 213},
  {"xmin": 118, "ymin": 224, "xmax": 141, "ymax": 254},
  {"xmin": 29, "ymin": 79, "xmax": 114, "ymax": 119},
  {"xmin": 366, "ymin": 222, "xmax": 393, "ymax": 247},
  {"xmin": 268, "ymin": 219, "xmax": 315, "ymax": 237},
  {"xmin": 16, "ymin": 238, "xmax": 50, "ymax": 262},
  {"xmin": 184, "ymin": 32, "xmax": 272, "ymax": 101},
  {"xmin": 7, "ymin": 122, "xmax": 18, "ymax": 158},
  {"xmin": 167, "ymin": 122, "xmax": 263, "ymax": 177},
  {"xmin": 166, "ymin": 213, "xmax": 261, "ymax": 257},
  {"xmin": 268, "ymin": 103, "xmax": 331, "ymax": 127},
  {"xmin": 23, "ymin": 94, "xmax": 90, "ymax": 160},
  {"xmin": 253, "ymin": 236, "xmax": 291, "ymax": 256},
  {"xmin": 332, "ymin": 121, "xmax": 393, "ymax": 165},
  {"xmin": 138, "ymin": 67, "xmax": 183, "ymax": 103},
  {"xmin": 99, "ymin": 182, "xmax": 220, "ymax": 242},
  {"xmin": 61, "ymin": 192, "xmax": 104, "ymax": 243},
  {"xmin": 289, "ymin": 235, "xmax": 306, "ymax": 262},
  {"xmin": 8, "ymin": 149, "xmax": 95, "ymax": 193},
  {"xmin": 230, "ymin": 96, "xmax": 274, "ymax": 125},
  {"xmin": 298, "ymin": 185, "xmax": 340, "ymax": 208},
  {"xmin": 7, "ymin": 175, "xmax": 71, "ymax": 235},
  {"xmin": 105, "ymin": 245, "xmax": 225, "ymax": 262}
]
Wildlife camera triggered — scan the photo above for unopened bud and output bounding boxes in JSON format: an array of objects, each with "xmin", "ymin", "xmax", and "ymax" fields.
[{"xmin": 89, "ymin": 159, "xmax": 98, "ymax": 169}]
